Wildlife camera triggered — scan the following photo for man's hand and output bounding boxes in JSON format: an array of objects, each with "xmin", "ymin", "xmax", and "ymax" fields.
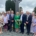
[
  {"xmin": 26, "ymin": 22, "xmax": 28, "ymax": 24},
  {"xmin": 12, "ymin": 20, "xmax": 14, "ymax": 22}
]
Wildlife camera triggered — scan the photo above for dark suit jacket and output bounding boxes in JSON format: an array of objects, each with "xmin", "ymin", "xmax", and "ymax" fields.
[
  {"xmin": 9, "ymin": 14, "xmax": 14, "ymax": 23},
  {"xmin": 26, "ymin": 14, "xmax": 32, "ymax": 25},
  {"xmin": 22, "ymin": 14, "xmax": 26, "ymax": 24}
]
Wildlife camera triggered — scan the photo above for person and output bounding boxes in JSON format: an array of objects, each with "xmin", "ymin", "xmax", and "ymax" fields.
[
  {"xmin": 30, "ymin": 12, "xmax": 35, "ymax": 33},
  {"xmin": 20, "ymin": 11, "xmax": 26, "ymax": 34},
  {"xmin": 6, "ymin": 11, "xmax": 10, "ymax": 31},
  {"xmin": 0, "ymin": 14, "xmax": 3, "ymax": 34},
  {"xmin": 14, "ymin": 12, "xmax": 20, "ymax": 32},
  {"xmin": 26, "ymin": 11, "xmax": 32, "ymax": 35},
  {"xmin": 2, "ymin": 12, "xmax": 4, "ymax": 17},
  {"xmin": 32, "ymin": 14, "xmax": 36, "ymax": 36},
  {"xmin": 3, "ymin": 13, "xmax": 8, "ymax": 31},
  {"xmin": 9, "ymin": 11, "xmax": 15, "ymax": 32}
]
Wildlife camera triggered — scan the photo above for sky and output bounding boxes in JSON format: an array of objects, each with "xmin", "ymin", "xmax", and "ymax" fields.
[{"xmin": 0, "ymin": 0, "xmax": 36, "ymax": 13}]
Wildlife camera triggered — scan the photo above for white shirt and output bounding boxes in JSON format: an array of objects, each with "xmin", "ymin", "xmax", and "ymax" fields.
[
  {"xmin": 7, "ymin": 14, "xmax": 9, "ymax": 20},
  {"xmin": 3, "ymin": 16, "xmax": 8, "ymax": 24},
  {"xmin": 27, "ymin": 15, "xmax": 29, "ymax": 20},
  {"xmin": 20, "ymin": 14, "xmax": 23, "ymax": 21},
  {"xmin": 11, "ymin": 14, "xmax": 14, "ymax": 18},
  {"xmin": 27, "ymin": 14, "xmax": 30, "ymax": 20}
]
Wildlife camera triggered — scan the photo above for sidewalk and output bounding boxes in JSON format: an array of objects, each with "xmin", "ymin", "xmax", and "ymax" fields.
[{"xmin": 0, "ymin": 30, "xmax": 33, "ymax": 36}]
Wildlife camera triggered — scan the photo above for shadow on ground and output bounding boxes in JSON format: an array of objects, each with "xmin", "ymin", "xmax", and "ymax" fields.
[{"xmin": 0, "ymin": 29, "xmax": 33, "ymax": 36}]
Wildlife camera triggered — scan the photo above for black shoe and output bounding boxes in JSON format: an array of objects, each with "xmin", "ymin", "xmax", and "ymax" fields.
[
  {"xmin": 9, "ymin": 30, "xmax": 12, "ymax": 32},
  {"xmin": 22, "ymin": 32, "xmax": 24, "ymax": 34},
  {"xmin": 27, "ymin": 33, "xmax": 29, "ymax": 35},
  {"xmin": 13, "ymin": 30, "xmax": 15, "ymax": 32},
  {"xmin": 19, "ymin": 32, "xmax": 22, "ymax": 33},
  {"xmin": 9, "ymin": 31, "xmax": 11, "ymax": 32},
  {"xmin": 26, "ymin": 32, "xmax": 27, "ymax": 34}
]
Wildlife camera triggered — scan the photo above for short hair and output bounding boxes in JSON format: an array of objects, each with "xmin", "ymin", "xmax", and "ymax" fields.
[{"xmin": 35, "ymin": 14, "xmax": 36, "ymax": 16}]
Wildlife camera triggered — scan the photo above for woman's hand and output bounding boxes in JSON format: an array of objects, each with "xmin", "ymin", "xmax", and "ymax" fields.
[
  {"xmin": 12, "ymin": 20, "xmax": 14, "ymax": 22},
  {"xmin": 32, "ymin": 24, "xmax": 35, "ymax": 26}
]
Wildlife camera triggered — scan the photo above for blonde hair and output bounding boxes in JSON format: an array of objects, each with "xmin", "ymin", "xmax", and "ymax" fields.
[{"xmin": 16, "ymin": 12, "xmax": 19, "ymax": 15}]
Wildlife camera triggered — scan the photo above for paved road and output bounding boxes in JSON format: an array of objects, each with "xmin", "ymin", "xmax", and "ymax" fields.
[{"xmin": 0, "ymin": 30, "xmax": 33, "ymax": 36}]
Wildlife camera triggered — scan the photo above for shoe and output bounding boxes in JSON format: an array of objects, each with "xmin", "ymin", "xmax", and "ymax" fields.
[
  {"xmin": 22, "ymin": 32, "xmax": 24, "ymax": 34},
  {"xmin": 9, "ymin": 30, "xmax": 12, "ymax": 32},
  {"xmin": 26, "ymin": 32, "xmax": 27, "ymax": 34},
  {"xmin": 27, "ymin": 33, "xmax": 29, "ymax": 35},
  {"xmin": 19, "ymin": 32, "xmax": 22, "ymax": 33},
  {"xmin": 13, "ymin": 30, "xmax": 15, "ymax": 32}
]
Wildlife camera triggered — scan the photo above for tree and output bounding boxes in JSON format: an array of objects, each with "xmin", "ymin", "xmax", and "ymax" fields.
[
  {"xmin": 5, "ymin": 0, "xmax": 15, "ymax": 13},
  {"xmin": 33, "ymin": 7, "xmax": 36, "ymax": 13}
]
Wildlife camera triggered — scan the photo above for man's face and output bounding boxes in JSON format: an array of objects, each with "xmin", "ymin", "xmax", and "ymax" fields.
[
  {"xmin": 8, "ymin": 11, "xmax": 10, "ymax": 14},
  {"xmin": 26, "ymin": 11, "xmax": 30, "ymax": 15},
  {"xmin": 20, "ymin": 11, "xmax": 23, "ymax": 15},
  {"xmin": 11, "ymin": 11, "xmax": 14, "ymax": 14}
]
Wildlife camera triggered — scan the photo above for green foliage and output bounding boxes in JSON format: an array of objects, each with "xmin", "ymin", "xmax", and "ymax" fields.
[
  {"xmin": 33, "ymin": 7, "xmax": 36, "ymax": 14},
  {"xmin": 5, "ymin": 0, "xmax": 15, "ymax": 13}
]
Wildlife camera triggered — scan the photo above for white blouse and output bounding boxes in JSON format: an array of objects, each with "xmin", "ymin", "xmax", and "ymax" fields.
[
  {"xmin": 3, "ymin": 16, "xmax": 8, "ymax": 24},
  {"xmin": 20, "ymin": 14, "xmax": 23, "ymax": 21}
]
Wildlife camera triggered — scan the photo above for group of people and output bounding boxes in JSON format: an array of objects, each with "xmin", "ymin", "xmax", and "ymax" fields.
[{"xmin": 0, "ymin": 10, "xmax": 36, "ymax": 36}]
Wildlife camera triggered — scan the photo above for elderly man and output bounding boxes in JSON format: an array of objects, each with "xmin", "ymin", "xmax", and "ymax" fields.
[{"xmin": 26, "ymin": 11, "xmax": 32, "ymax": 35}]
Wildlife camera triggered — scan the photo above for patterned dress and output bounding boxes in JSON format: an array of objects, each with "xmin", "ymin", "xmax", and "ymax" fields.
[
  {"xmin": 32, "ymin": 17, "xmax": 36, "ymax": 33},
  {"xmin": 0, "ymin": 15, "xmax": 3, "ymax": 27}
]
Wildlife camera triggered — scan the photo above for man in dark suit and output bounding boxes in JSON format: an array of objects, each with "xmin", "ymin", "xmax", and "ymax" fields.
[
  {"xmin": 20, "ymin": 11, "xmax": 26, "ymax": 34},
  {"xmin": 26, "ymin": 11, "xmax": 32, "ymax": 35},
  {"xmin": 9, "ymin": 11, "xmax": 15, "ymax": 32}
]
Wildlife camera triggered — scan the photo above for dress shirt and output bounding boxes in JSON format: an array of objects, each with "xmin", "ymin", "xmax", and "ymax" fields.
[
  {"xmin": 27, "ymin": 14, "xmax": 30, "ymax": 20},
  {"xmin": 7, "ymin": 14, "xmax": 10, "ymax": 20},
  {"xmin": 20, "ymin": 14, "xmax": 23, "ymax": 21},
  {"xmin": 27, "ymin": 15, "xmax": 29, "ymax": 20},
  {"xmin": 11, "ymin": 14, "xmax": 14, "ymax": 18}
]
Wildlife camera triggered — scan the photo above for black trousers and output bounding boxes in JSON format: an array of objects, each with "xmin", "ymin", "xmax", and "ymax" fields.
[
  {"xmin": 20, "ymin": 23, "xmax": 24, "ymax": 33},
  {"xmin": 8, "ymin": 20, "xmax": 10, "ymax": 30},
  {"xmin": 26, "ymin": 24, "xmax": 31, "ymax": 34},
  {"xmin": 9, "ymin": 22, "xmax": 15, "ymax": 31}
]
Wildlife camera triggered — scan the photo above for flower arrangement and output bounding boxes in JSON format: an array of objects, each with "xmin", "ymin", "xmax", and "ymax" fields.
[{"xmin": 15, "ymin": 19, "xmax": 22, "ymax": 26}]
